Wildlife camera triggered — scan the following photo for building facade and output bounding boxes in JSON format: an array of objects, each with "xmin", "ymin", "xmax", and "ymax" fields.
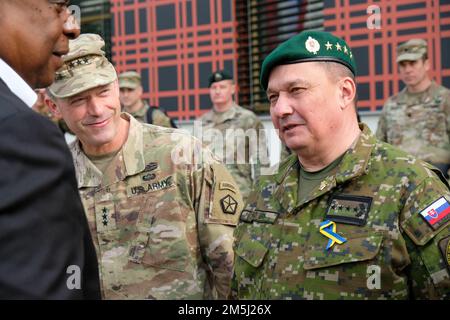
[{"xmin": 73, "ymin": 0, "xmax": 450, "ymax": 122}]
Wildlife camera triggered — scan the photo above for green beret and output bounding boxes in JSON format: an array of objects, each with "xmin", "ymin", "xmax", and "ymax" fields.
[
  {"xmin": 208, "ymin": 70, "xmax": 233, "ymax": 87},
  {"xmin": 260, "ymin": 31, "xmax": 357, "ymax": 91}
]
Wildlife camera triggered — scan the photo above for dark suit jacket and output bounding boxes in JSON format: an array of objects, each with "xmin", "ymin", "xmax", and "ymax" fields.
[{"xmin": 0, "ymin": 79, "xmax": 101, "ymax": 299}]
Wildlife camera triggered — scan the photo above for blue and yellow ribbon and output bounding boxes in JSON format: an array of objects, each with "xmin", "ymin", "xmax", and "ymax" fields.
[{"xmin": 319, "ymin": 220, "xmax": 347, "ymax": 250}]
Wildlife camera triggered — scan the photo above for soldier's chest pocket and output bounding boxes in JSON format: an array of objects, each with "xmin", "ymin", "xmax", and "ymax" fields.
[
  {"xmin": 302, "ymin": 231, "xmax": 384, "ymax": 288},
  {"xmin": 97, "ymin": 187, "xmax": 191, "ymax": 272},
  {"xmin": 421, "ymin": 103, "xmax": 447, "ymax": 131},
  {"xmin": 233, "ymin": 210, "xmax": 280, "ymax": 274}
]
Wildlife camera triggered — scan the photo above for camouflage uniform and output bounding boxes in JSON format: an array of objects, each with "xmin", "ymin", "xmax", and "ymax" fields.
[
  {"xmin": 376, "ymin": 81, "xmax": 450, "ymax": 170},
  {"xmin": 70, "ymin": 113, "xmax": 244, "ymax": 299},
  {"xmin": 130, "ymin": 100, "xmax": 174, "ymax": 128},
  {"xmin": 198, "ymin": 103, "xmax": 269, "ymax": 202},
  {"xmin": 231, "ymin": 124, "xmax": 450, "ymax": 299}
]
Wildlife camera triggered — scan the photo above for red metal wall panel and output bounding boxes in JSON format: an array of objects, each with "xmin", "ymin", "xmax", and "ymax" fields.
[
  {"xmin": 110, "ymin": 0, "xmax": 239, "ymax": 121},
  {"xmin": 324, "ymin": 0, "xmax": 450, "ymax": 112}
]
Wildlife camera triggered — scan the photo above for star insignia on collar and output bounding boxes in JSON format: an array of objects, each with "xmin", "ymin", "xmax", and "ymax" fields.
[
  {"xmin": 335, "ymin": 43, "xmax": 342, "ymax": 51},
  {"xmin": 343, "ymin": 46, "xmax": 348, "ymax": 54},
  {"xmin": 325, "ymin": 41, "xmax": 333, "ymax": 50}
]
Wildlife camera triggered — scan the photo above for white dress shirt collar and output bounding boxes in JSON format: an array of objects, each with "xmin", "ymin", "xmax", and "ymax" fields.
[{"xmin": 0, "ymin": 58, "xmax": 37, "ymax": 108}]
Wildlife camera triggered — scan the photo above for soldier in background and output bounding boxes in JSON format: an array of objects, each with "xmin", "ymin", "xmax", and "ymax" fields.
[
  {"xmin": 32, "ymin": 88, "xmax": 58, "ymax": 122},
  {"xmin": 376, "ymin": 39, "xmax": 450, "ymax": 178},
  {"xmin": 231, "ymin": 30, "xmax": 450, "ymax": 299},
  {"xmin": 47, "ymin": 34, "xmax": 244, "ymax": 299},
  {"xmin": 197, "ymin": 70, "xmax": 269, "ymax": 203},
  {"xmin": 33, "ymin": 88, "xmax": 74, "ymax": 136},
  {"xmin": 118, "ymin": 71, "xmax": 176, "ymax": 128}
]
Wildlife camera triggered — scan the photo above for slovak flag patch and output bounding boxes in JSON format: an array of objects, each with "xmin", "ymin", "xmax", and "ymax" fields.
[{"xmin": 420, "ymin": 197, "xmax": 450, "ymax": 229}]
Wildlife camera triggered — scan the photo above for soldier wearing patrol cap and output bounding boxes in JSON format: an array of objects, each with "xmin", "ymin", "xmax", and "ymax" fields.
[
  {"xmin": 197, "ymin": 69, "xmax": 269, "ymax": 203},
  {"xmin": 118, "ymin": 70, "xmax": 176, "ymax": 128},
  {"xmin": 231, "ymin": 31, "xmax": 450, "ymax": 299},
  {"xmin": 46, "ymin": 33, "xmax": 244, "ymax": 299},
  {"xmin": 376, "ymin": 39, "xmax": 450, "ymax": 179}
]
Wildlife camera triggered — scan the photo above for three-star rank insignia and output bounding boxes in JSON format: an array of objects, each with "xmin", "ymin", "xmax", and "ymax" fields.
[
  {"xmin": 95, "ymin": 202, "xmax": 116, "ymax": 232},
  {"xmin": 326, "ymin": 194, "xmax": 372, "ymax": 226},
  {"xmin": 220, "ymin": 195, "xmax": 238, "ymax": 215},
  {"xmin": 101, "ymin": 207, "xmax": 109, "ymax": 226}
]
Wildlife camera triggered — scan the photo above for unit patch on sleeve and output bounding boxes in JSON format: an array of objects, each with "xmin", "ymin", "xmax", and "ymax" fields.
[
  {"xmin": 325, "ymin": 194, "xmax": 372, "ymax": 226},
  {"xmin": 419, "ymin": 197, "xmax": 450, "ymax": 230}
]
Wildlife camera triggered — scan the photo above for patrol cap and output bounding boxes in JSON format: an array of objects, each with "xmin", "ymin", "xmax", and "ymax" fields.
[
  {"xmin": 396, "ymin": 39, "xmax": 427, "ymax": 63},
  {"xmin": 260, "ymin": 30, "xmax": 357, "ymax": 91},
  {"xmin": 118, "ymin": 71, "xmax": 142, "ymax": 89},
  {"xmin": 49, "ymin": 33, "xmax": 117, "ymax": 99},
  {"xmin": 208, "ymin": 70, "xmax": 233, "ymax": 87}
]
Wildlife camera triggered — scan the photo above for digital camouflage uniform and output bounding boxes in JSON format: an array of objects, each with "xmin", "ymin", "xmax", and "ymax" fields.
[
  {"xmin": 198, "ymin": 103, "xmax": 269, "ymax": 202},
  {"xmin": 376, "ymin": 81, "xmax": 450, "ymax": 171},
  {"xmin": 71, "ymin": 113, "xmax": 244, "ymax": 299},
  {"xmin": 231, "ymin": 124, "xmax": 450, "ymax": 299}
]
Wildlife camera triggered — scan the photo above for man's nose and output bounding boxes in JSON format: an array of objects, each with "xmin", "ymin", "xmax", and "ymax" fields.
[
  {"xmin": 272, "ymin": 94, "xmax": 292, "ymax": 118},
  {"xmin": 63, "ymin": 10, "xmax": 81, "ymax": 40},
  {"xmin": 87, "ymin": 96, "xmax": 103, "ymax": 115}
]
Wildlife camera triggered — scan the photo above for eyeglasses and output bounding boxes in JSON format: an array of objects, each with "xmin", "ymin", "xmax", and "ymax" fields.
[
  {"xmin": 48, "ymin": 0, "xmax": 70, "ymax": 5},
  {"xmin": 48, "ymin": 0, "xmax": 70, "ymax": 13}
]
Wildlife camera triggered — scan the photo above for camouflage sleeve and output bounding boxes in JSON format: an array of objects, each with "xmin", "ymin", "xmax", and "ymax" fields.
[
  {"xmin": 229, "ymin": 177, "xmax": 266, "ymax": 299},
  {"xmin": 443, "ymin": 90, "xmax": 450, "ymax": 155},
  {"xmin": 400, "ymin": 175, "xmax": 450, "ymax": 299},
  {"xmin": 192, "ymin": 150, "xmax": 244, "ymax": 299},
  {"xmin": 251, "ymin": 119, "xmax": 270, "ymax": 180},
  {"xmin": 375, "ymin": 101, "xmax": 388, "ymax": 142}
]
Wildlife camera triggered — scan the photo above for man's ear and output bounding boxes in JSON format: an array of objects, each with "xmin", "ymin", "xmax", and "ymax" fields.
[
  {"xmin": 424, "ymin": 58, "xmax": 431, "ymax": 72},
  {"xmin": 45, "ymin": 95, "xmax": 62, "ymax": 119},
  {"xmin": 339, "ymin": 77, "xmax": 356, "ymax": 110}
]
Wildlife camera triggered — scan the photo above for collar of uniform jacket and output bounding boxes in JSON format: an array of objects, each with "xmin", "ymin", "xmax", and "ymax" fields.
[
  {"xmin": 210, "ymin": 103, "xmax": 238, "ymax": 124},
  {"xmin": 275, "ymin": 123, "xmax": 373, "ymax": 185},
  {"xmin": 272, "ymin": 123, "xmax": 374, "ymax": 213},
  {"xmin": 71, "ymin": 113, "xmax": 146, "ymax": 188},
  {"xmin": 396, "ymin": 80, "xmax": 438, "ymax": 104},
  {"xmin": 131, "ymin": 101, "xmax": 149, "ymax": 119}
]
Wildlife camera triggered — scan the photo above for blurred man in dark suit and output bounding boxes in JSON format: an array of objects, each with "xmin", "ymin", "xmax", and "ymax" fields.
[{"xmin": 0, "ymin": 0, "xmax": 100, "ymax": 299}]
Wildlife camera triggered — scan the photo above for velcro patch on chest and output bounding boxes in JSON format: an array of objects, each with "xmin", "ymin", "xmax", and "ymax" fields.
[
  {"xmin": 326, "ymin": 194, "xmax": 372, "ymax": 226},
  {"xmin": 95, "ymin": 202, "xmax": 116, "ymax": 232},
  {"xmin": 126, "ymin": 175, "xmax": 174, "ymax": 197}
]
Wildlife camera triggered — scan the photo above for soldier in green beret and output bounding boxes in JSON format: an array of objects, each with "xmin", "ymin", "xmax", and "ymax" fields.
[
  {"xmin": 118, "ymin": 70, "xmax": 176, "ymax": 128},
  {"xmin": 231, "ymin": 31, "xmax": 450, "ymax": 299},
  {"xmin": 376, "ymin": 39, "xmax": 450, "ymax": 179},
  {"xmin": 46, "ymin": 33, "xmax": 244, "ymax": 300}
]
